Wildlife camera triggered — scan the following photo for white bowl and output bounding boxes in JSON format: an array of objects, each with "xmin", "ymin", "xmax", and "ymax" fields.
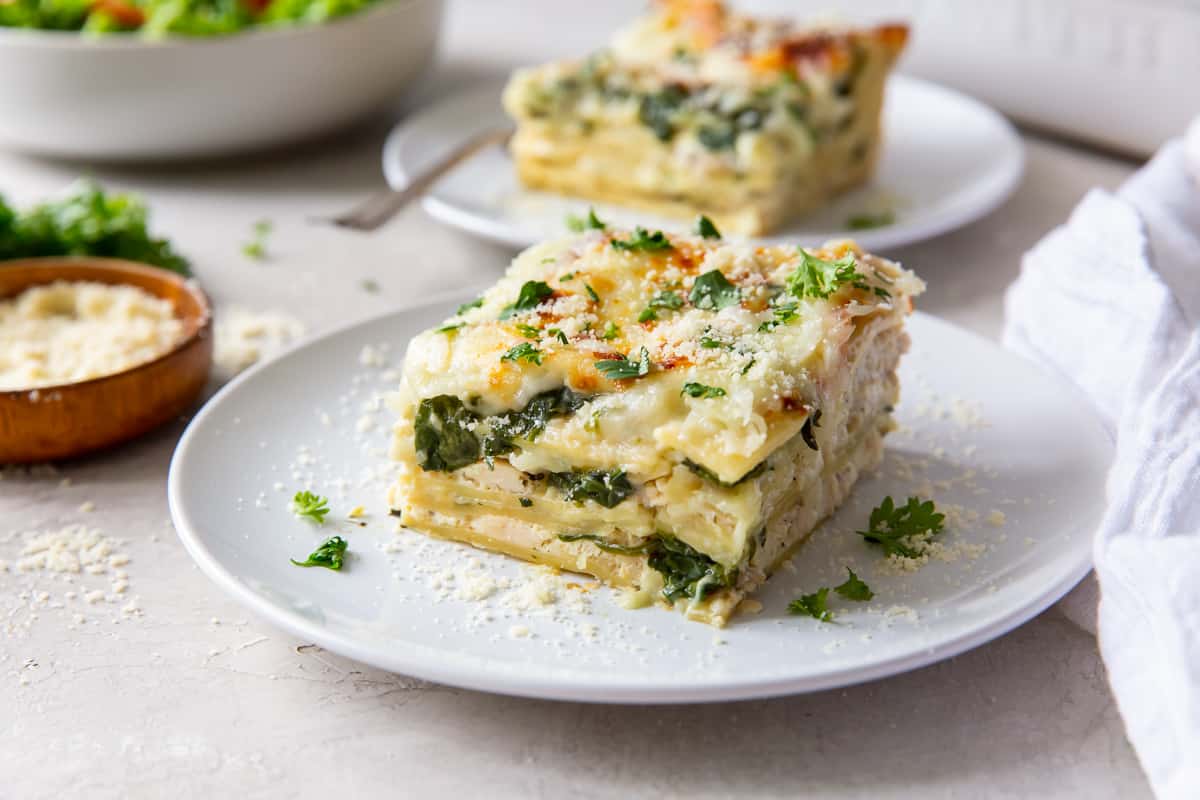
[{"xmin": 0, "ymin": 0, "xmax": 443, "ymax": 161}]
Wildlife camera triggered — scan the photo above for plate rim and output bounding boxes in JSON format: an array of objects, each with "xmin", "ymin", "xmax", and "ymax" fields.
[
  {"xmin": 169, "ymin": 295, "xmax": 1107, "ymax": 704},
  {"xmin": 381, "ymin": 74, "xmax": 1026, "ymax": 251}
]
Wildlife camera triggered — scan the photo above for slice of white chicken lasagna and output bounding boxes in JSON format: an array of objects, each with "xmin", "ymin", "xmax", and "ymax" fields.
[
  {"xmin": 502, "ymin": 0, "xmax": 908, "ymax": 235},
  {"xmin": 388, "ymin": 219, "xmax": 923, "ymax": 625}
]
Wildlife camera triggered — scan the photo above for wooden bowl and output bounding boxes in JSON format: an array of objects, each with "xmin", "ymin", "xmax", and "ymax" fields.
[{"xmin": 0, "ymin": 257, "xmax": 213, "ymax": 463}]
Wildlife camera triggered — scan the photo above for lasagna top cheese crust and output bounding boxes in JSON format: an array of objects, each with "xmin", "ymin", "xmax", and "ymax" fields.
[{"xmin": 392, "ymin": 228, "xmax": 923, "ymax": 568}]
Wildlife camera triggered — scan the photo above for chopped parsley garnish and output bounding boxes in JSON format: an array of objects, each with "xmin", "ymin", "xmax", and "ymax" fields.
[
  {"xmin": 847, "ymin": 211, "xmax": 896, "ymax": 230},
  {"xmin": 758, "ymin": 301, "xmax": 800, "ymax": 332},
  {"xmin": 519, "ymin": 497, "xmax": 533, "ymax": 508},
  {"xmin": 435, "ymin": 321, "xmax": 465, "ymax": 334},
  {"xmin": 787, "ymin": 250, "xmax": 874, "ymax": 300},
  {"xmin": 585, "ymin": 283, "xmax": 600, "ymax": 303},
  {"xmin": 689, "ymin": 270, "xmax": 741, "ymax": 310},
  {"xmin": 638, "ymin": 289, "xmax": 684, "ymax": 322},
  {"xmin": 242, "ymin": 219, "xmax": 272, "ymax": 260},
  {"xmin": 456, "ymin": 296, "xmax": 484, "ymax": 315},
  {"xmin": 857, "ymin": 496, "xmax": 945, "ymax": 558},
  {"xmin": 788, "ymin": 587, "xmax": 832, "ymax": 621},
  {"xmin": 414, "ymin": 395, "xmax": 481, "ymax": 471},
  {"xmin": 695, "ymin": 215, "xmax": 722, "ymax": 239},
  {"xmin": 834, "ymin": 568, "xmax": 874, "ymax": 601},
  {"xmin": 560, "ymin": 272, "xmax": 575, "ymax": 281},
  {"xmin": 600, "ymin": 321, "xmax": 620, "ymax": 340},
  {"xmin": 547, "ymin": 468, "xmax": 634, "ymax": 508},
  {"xmin": 499, "ymin": 280, "xmax": 554, "ymax": 319},
  {"xmin": 610, "ymin": 227, "xmax": 673, "ymax": 253},
  {"xmin": 290, "ymin": 490, "xmax": 330, "ymax": 524},
  {"xmin": 360, "ymin": 279, "xmax": 381, "ymax": 294},
  {"xmin": 595, "ymin": 347, "xmax": 651, "ymax": 380},
  {"xmin": 566, "ymin": 208, "xmax": 607, "ymax": 232},
  {"xmin": 290, "ymin": 536, "xmax": 348, "ymax": 571},
  {"xmin": 516, "ymin": 323, "xmax": 540, "ymax": 339},
  {"xmin": 681, "ymin": 382, "xmax": 726, "ymax": 399},
  {"xmin": 501, "ymin": 342, "xmax": 544, "ymax": 365},
  {"xmin": 547, "ymin": 327, "xmax": 568, "ymax": 344},
  {"xmin": 699, "ymin": 331, "xmax": 731, "ymax": 349}
]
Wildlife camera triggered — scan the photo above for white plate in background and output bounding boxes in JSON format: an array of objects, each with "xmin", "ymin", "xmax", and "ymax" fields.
[
  {"xmin": 169, "ymin": 289, "xmax": 1109, "ymax": 703},
  {"xmin": 383, "ymin": 76, "xmax": 1024, "ymax": 251}
]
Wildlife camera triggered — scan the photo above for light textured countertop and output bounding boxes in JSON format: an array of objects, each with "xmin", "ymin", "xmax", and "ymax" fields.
[{"xmin": 0, "ymin": 2, "xmax": 1152, "ymax": 797}]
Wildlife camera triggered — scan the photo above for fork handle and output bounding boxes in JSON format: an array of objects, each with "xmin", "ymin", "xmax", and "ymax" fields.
[{"xmin": 335, "ymin": 126, "xmax": 513, "ymax": 231}]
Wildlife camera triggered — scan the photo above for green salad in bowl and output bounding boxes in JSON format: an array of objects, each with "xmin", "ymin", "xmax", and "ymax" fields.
[{"xmin": 0, "ymin": 0, "xmax": 384, "ymax": 36}]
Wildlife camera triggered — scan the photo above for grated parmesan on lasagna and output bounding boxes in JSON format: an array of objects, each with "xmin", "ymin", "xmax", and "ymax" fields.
[
  {"xmin": 502, "ymin": 0, "xmax": 908, "ymax": 236},
  {"xmin": 387, "ymin": 220, "xmax": 923, "ymax": 625}
]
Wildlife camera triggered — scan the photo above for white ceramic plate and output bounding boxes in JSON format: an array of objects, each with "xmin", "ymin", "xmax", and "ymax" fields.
[
  {"xmin": 169, "ymin": 291, "xmax": 1110, "ymax": 703},
  {"xmin": 383, "ymin": 76, "xmax": 1024, "ymax": 251}
]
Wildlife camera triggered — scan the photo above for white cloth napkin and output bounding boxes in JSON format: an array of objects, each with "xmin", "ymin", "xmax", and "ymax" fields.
[{"xmin": 1003, "ymin": 134, "xmax": 1200, "ymax": 798}]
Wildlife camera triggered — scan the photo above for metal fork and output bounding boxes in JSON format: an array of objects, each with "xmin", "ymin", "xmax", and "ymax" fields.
[{"xmin": 320, "ymin": 126, "xmax": 513, "ymax": 232}]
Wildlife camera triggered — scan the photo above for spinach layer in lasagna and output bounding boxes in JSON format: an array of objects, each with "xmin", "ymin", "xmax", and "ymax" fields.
[
  {"xmin": 388, "ymin": 220, "xmax": 923, "ymax": 625},
  {"xmin": 502, "ymin": 0, "xmax": 908, "ymax": 236}
]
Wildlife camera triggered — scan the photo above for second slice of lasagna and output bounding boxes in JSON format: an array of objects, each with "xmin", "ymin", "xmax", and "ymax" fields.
[
  {"xmin": 388, "ymin": 219, "xmax": 923, "ymax": 625},
  {"xmin": 502, "ymin": 0, "xmax": 908, "ymax": 235}
]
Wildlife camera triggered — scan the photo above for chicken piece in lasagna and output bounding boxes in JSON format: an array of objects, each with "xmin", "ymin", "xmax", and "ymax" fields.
[
  {"xmin": 502, "ymin": 0, "xmax": 908, "ymax": 236},
  {"xmin": 388, "ymin": 218, "xmax": 923, "ymax": 625}
]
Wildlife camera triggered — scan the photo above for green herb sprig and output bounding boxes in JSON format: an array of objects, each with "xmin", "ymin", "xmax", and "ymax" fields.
[
  {"xmin": 291, "ymin": 536, "xmax": 348, "ymax": 571},
  {"xmin": 611, "ymin": 227, "xmax": 673, "ymax": 253},
  {"xmin": 290, "ymin": 491, "xmax": 330, "ymax": 524},
  {"xmin": 857, "ymin": 496, "xmax": 945, "ymax": 558},
  {"xmin": 595, "ymin": 347, "xmax": 651, "ymax": 380},
  {"xmin": 689, "ymin": 270, "xmax": 741, "ymax": 310}
]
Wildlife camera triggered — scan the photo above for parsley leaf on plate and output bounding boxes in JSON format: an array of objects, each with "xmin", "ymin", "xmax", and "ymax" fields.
[
  {"xmin": 788, "ymin": 587, "xmax": 832, "ymax": 621},
  {"xmin": 690, "ymin": 270, "xmax": 741, "ymax": 310},
  {"xmin": 857, "ymin": 495, "xmax": 945, "ymax": 558},
  {"xmin": 290, "ymin": 490, "xmax": 330, "ymax": 524},
  {"xmin": 435, "ymin": 321, "xmax": 465, "ymax": 334},
  {"xmin": 834, "ymin": 568, "xmax": 874, "ymax": 601},
  {"xmin": 291, "ymin": 536, "xmax": 348, "ymax": 571}
]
